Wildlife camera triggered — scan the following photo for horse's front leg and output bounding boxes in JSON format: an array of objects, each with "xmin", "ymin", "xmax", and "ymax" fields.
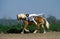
[
  {"xmin": 21, "ymin": 24, "xmax": 30, "ymax": 34},
  {"xmin": 24, "ymin": 25, "xmax": 30, "ymax": 32},
  {"xmin": 21, "ymin": 20, "xmax": 29, "ymax": 34},
  {"xmin": 42, "ymin": 24, "xmax": 46, "ymax": 34}
]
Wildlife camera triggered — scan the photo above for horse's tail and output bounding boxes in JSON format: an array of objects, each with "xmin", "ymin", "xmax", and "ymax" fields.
[{"xmin": 44, "ymin": 18, "xmax": 50, "ymax": 29}]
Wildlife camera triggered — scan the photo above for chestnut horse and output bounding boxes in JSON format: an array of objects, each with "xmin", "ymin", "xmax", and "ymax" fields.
[{"xmin": 17, "ymin": 14, "xmax": 49, "ymax": 33}]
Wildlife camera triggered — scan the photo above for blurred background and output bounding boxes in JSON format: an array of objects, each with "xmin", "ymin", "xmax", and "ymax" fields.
[{"xmin": 0, "ymin": 0, "xmax": 60, "ymax": 33}]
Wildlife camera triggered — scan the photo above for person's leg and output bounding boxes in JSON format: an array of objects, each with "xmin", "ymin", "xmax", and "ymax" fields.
[{"xmin": 32, "ymin": 18, "xmax": 37, "ymax": 25}]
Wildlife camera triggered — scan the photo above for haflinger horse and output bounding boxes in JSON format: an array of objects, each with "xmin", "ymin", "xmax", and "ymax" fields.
[{"xmin": 17, "ymin": 13, "xmax": 49, "ymax": 34}]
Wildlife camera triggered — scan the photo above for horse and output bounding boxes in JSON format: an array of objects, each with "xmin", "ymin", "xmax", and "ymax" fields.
[
  {"xmin": 17, "ymin": 14, "xmax": 49, "ymax": 33},
  {"xmin": 17, "ymin": 13, "xmax": 43, "ymax": 25}
]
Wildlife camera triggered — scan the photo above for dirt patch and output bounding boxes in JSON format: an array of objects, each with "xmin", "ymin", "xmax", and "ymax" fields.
[{"xmin": 0, "ymin": 32, "xmax": 60, "ymax": 39}]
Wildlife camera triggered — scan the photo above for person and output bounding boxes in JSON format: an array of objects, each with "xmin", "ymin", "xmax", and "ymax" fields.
[{"xmin": 26, "ymin": 13, "xmax": 43, "ymax": 24}]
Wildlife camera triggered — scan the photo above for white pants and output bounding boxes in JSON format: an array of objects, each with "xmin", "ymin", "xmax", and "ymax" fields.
[{"xmin": 27, "ymin": 17, "xmax": 37, "ymax": 25}]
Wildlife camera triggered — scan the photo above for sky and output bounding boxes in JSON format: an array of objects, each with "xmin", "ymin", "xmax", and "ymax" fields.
[{"xmin": 0, "ymin": 0, "xmax": 60, "ymax": 19}]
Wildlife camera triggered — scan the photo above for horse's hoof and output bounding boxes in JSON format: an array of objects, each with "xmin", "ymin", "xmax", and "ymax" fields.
[
  {"xmin": 21, "ymin": 32, "xmax": 24, "ymax": 34},
  {"xmin": 26, "ymin": 30, "xmax": 30, "ymax": 32},
  {"xmin": 33, "ymin": 32, "xmax": 36, "ymax": 34},
  {"xmin": 33, "ymin": 30, "xmax": 38, "ymax": 34},
  {"xmin": 25, "ymin": 29, "xmax": 30, "ymax": 32},
  {"xmin": 43, "ymin": 32, "xmax": 46, "ymax": 34}
]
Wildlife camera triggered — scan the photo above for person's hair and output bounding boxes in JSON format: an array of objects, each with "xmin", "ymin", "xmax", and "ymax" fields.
[{"xmin": 26, "ymin": 14, "xmax": 29, "ymax": 17}]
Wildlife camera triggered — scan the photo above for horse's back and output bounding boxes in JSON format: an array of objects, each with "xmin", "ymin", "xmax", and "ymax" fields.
[{"xmin": 34, "ymin": 16, "xmax": 44, "ymax": 23}]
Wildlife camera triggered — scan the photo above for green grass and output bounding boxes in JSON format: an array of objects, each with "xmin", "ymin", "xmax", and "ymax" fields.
[
  {"xmin": 50, "ymin": 24, "xmax": 60, "ymax": 31},
  {"xmin": 0, "ymin": 23, "xmax": 60, "ymax": 33}
]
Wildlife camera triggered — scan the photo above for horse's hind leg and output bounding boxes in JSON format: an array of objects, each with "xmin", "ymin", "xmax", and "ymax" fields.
[
  {"xmin": 33, "ymin": 24, "xmax": 40, "ymax": 33},
  {"xmin": 42, "ymin": 24, "xmax": 46, "ymax": 34}
]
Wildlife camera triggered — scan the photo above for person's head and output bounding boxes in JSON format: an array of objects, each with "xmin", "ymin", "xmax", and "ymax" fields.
[{"xmin": 26, "ymin": 14, "xmax": 29, "ymax": 17}]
